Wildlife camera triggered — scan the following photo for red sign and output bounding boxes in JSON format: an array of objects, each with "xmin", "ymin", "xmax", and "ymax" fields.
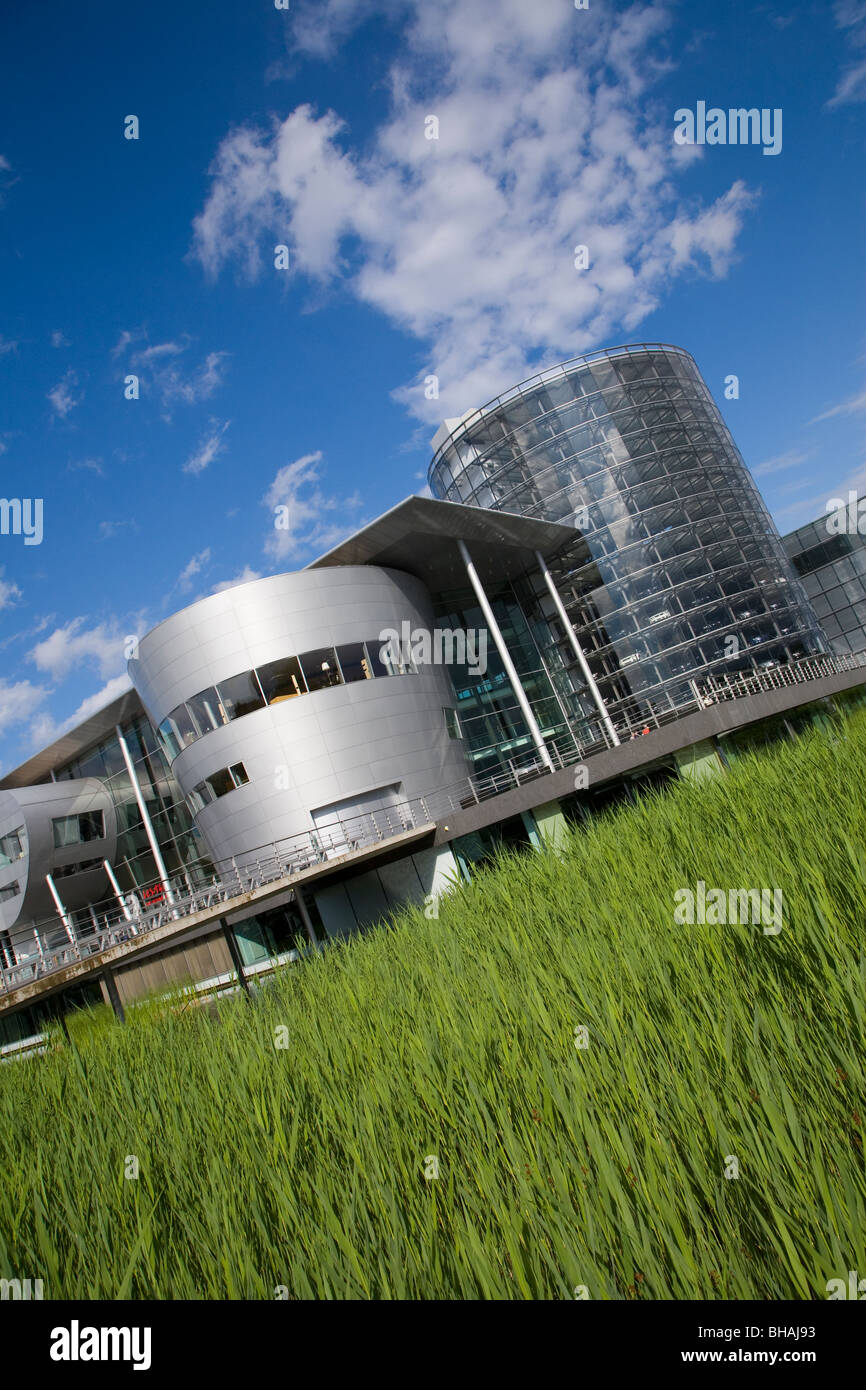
[{"xmin": 141, "ymin": 883, "xmax": 165, "ymax": 907}]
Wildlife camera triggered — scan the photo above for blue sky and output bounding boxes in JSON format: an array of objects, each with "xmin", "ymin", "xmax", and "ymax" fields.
[{"xmin": 0, "ymin": 0, "xmax": 864, "ymax": 772}]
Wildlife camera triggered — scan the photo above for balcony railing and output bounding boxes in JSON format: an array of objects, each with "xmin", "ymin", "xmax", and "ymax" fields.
[{"xmin": 2, "ymin": 648, "xmax": 865, "ymax": 999}]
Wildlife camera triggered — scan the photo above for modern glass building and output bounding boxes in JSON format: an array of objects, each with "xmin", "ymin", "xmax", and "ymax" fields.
[
  {"xmin": 783, "ymin": 515, "xmax": 866, "ymax": 656},
  {"xmin": 3, "ymin": 342, "xmax": 857, "ymax": 1043},
  {"xmin": 429, "ymin": 344, "xmax": 826, "ymax": 734}
]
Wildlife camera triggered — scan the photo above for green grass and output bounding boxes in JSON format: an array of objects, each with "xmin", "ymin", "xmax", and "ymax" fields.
[{"xmin": 1, "ymin": 710, "xmax": 864, "ymax": 1299}]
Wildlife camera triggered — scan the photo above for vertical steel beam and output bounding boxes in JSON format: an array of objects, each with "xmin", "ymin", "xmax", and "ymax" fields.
[
  {"xmin": 115, "ymin": 726, "xmax": 175, "ymax": 905},
  {"xmin": 535, "ymin": 550, "xmax": 620, "ymax": 748},
  {"xmin": 457, "ymin": 539, "xmax": 554, "ymax": 771}
]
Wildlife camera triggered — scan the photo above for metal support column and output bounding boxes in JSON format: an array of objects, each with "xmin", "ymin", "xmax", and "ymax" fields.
[
  {"xmin": 535, "ymin": 550, "xmax": 620, "ymax": 748},
  {"xmin": 103, "ymin": 859, "xmax": 135, "ymax": 927},
  {"xmin": 294, "ymin": 889, "xmax": 320, "ymax": 948},
  {"xmin": 457, "ymin": 538, "xmax": 554, "ymax": 772},
  {"xmin": 115, "ymin": 726, "xmax": 175, "ymax": 906},
  {"xmin": 101, "ymin": 966, "xmax": 126, "ymax": 1023},
  {"xmin": 46, "ymin": 873, "xmax": 76, "ymax": 946},
  {"xmin": 220, "ymin": 918, "xmax": 250, "ymax": 996}
]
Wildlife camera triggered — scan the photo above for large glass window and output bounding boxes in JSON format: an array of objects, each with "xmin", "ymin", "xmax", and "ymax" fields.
[
  {"xmin": 0, "ymin": 827, "xmax": 25, "ymax": 867},
  {"xmin": 165, "ymin": 703, "xmax": 199, "ymax": 751},
  {"xmin": 335, "ymin": 643, "xmax": 373, "ymax": 683},
  {"xmin": 205, "ymin": 767, "xmax": 235, "ymax": 799},
  {"xmin": 217, "ymin": 670, "xmax": 266, "ymax": 720},
  {"xmin": 52, "ymin": 810, "xmax": 105, "ymax": 849},
  {"xmin": 257, "ymin": 656, "xmax": 307, "ymax": 704},
  {"xmin": 300, "ymin": 648, "xmax": 342, "ymax": 692},
  {"xmin": 187, "ymin": 687, "xmax": 227, "ymax": 735}
]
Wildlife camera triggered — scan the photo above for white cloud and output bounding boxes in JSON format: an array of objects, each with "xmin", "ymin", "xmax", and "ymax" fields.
[
  {"xmin": 810, "ymin": 386, "xmax": 866, "ymax": 423},
  {"xmin": 178, "ymin": 547, "xmax": 212, "ymax": 589},
  {"xmin": 47, "ymin": 368, "xmax": 81, "ymax": 418},
  {"xmin": 183, "ymin": 419, "xmax": 230, "ymax": 475},
  {"xmin": 50, "ymin": 329, "xmax": 70, "ymax": 348},
  {"xmin": 263, "ymin": 451, "xmax": 364, "ymax": 560},
  {"xmin": 0, "ymin": 573, "xmax": 22, "ymax": 610},
  {"xmin": 0, "ymin": 336, "xmax": 18, "ymax": 356},
  {"xmin": 828, "ymin": 0, "xmax": 866, "ymax": 106},
  {"xmin": 751, "ymin": 448, "xmax": 811, "ymax": 478},
  {"xmin": 29, "ymin": 618, "xmax": 125, "ymax": 682},
  {"xmin": 211, "ymin": 565, "xmax": 263, "ymax": 593},
  {"xmin": 194, "ymin": 0, "xmax": 755, "ymax": 423},
  {"xmin": 28, "ymin": 674, "xmax": 133, "ymax": 751},
  {"xmin": 112, "ymin": 332, "xmax": 229, "ymax": 410},
  {"xmin": 69, "ymin": 456, "xmax": 105, "ymax": 476},
  {"xmin": 0, "ymin": 678, "xmax": 48, "ymax": 736}
]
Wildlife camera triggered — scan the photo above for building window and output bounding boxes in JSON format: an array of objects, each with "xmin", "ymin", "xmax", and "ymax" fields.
[
  {"xmin": 257, "ymin": 656, "xmax": 307, "ymax": 704},
  {"xmin": 444, "ymin": 707, "xmax": 462, "ymax": 739},
  {"xmin": 300, "ymin": 648, "xmax": 343, "ymax": 692},
  {"xmin": 0, "ymin": 882, "xmax": 21, "ymax": 903},
  {"xmin": 217, "ymin": 670, "xmax": 266, "ymax": 721},
  {"xmin": 187, "ymin": 687, "xmax": 227, "ymax": 735},
  {"xmin": 0, "ymin": 827, "xmax": 25, "ymax": 867},
  {"xmin": 52, "ymin": 810, "xmax": 105, "ymax": 849},
  {"xmin": 188, "ymin": 762, "xmax": 250, "ymax": 814},
  {"xmin": 335, "ymin": 643, "xmax": 374, "ymax": 683},
  {"xmin": 53, "ymin": 858, "xmax": 103, "ymax": 880}
]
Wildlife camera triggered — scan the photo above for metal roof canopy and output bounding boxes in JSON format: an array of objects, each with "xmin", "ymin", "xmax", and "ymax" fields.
[
  {"xmin": 0, "ymin": 687, "xmax": 144, "ymax": 790},
  {"xmin": 307, "ymin": 495, "xmax": 579, "ymax": 591}
]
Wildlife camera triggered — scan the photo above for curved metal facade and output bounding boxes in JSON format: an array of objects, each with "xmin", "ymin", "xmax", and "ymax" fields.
[
  {"xmin": 428, "ymin": 344, "xmax": 825, "ymax": 717},
  {"xmin": 0, "ymin": 779, "xmax": 117, "ymax": 940},
  {"xmin": 128, "ymin": 566, "xmax": 471, "ymax": 864}
]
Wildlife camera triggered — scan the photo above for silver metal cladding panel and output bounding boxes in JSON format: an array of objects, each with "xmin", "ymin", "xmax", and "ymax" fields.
[
  {"xmin": 0, "ymin": 779, "xmax": 118, "ymax": 932},
  {"xmin": 129, "ymin": 567, "xmax": 471, "ymax": 861}
]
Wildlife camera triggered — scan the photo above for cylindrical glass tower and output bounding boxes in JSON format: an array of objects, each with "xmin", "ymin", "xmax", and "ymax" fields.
[{"xmin": 428, "ymin": 344, "xmax": 825, "ymax": 723}]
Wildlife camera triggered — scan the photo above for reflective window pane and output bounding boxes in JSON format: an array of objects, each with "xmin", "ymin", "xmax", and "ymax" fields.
[
  {"xmin": 217, "ymin": 670, "xmax": 266, "ymax": 720},
  {"xmin": 300, "ymin": 648, "xmax": 342, "ymax": 692},
  {"xmin": 257, "ymin": 656, "xmax": 307, "ymax": 704},
  {"xmin": 336, "ymin": 643, "xmax": 373, "ymax": 683},
  {"xmin": 187, "ymin": 687, "xmax": 227, "ymax": 735}
]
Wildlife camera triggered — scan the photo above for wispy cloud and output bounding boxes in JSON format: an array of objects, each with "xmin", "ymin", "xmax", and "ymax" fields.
[
  {"xmin": 114, "ymin": 332, "xmax": 229, "ymax": 412},
  {"xmin": 211, "ymin": 566, "xmax": 263, "ymax": 593},
  {"xmin": 47, "ymin": 368, "xmax": 81, "ymax": 418},
  {"xmin": 828, "ymin": 0, "xmax": 866, "ymax": 107},
  {"xmin": 0, "ymin": 573, "xmax": 22, "ymax": 611},
  {"xmin": 69, "ymin": 456, "xmax": 105, "ymax": 477},
  {"xmin": 183, "ymin": 418, "xmax": 230, "ymax": 475},
  {"xmin": 751, "ymin": 448, "xmax": 811, "ymax": 478},
  {"xmin": 0, "ymin": 335, "xmax": 18, "ymax": 356},
  {"xmin": 50, "ymin": 329, "xmax": 70, "ymax": 348},
  {"xmin": 263, "ymin": 451, "xmax": 365, "ymax": 560},
  {"xmin": 809, "ymin": 386, "xmax": 866, "ymax": 424},
  {"xmin": 177, "ymin": 548, "xmax": 212, "ymax": 590}
]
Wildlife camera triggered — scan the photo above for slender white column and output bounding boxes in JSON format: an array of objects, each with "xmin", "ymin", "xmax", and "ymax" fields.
[
  {"xmin": 103, "ymin": 859, "xmax": 134, "ymax": 924},
  {"xmin": 457, "ymin": 539, "xmax": 554, "ymax": 771},
  {"xmin": 115, "ymin": 726, "xmax": 176, "ymax": 905},
  {"xmin": 46, "ymin": 873, "xmax": 76, "ymax": 945},
  {"xmin": 535, "ymin": 550, "xmax": 620, "ymax": 748}
]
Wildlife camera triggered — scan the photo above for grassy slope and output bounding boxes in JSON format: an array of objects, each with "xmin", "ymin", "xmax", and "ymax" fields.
[{"xmin": 0, "ymin": 712, "xmax": 864, "ymax": 1299}]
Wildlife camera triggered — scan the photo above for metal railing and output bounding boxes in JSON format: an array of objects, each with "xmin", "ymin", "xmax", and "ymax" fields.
[{"xmin": 2, "ymin": 648, "xmax": 865, "ymax": 999}]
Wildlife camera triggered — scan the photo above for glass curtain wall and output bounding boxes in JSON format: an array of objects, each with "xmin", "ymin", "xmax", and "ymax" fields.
[{"xmin": 429, "ymin": 346, "xmax": 825, "ymax": 724}]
